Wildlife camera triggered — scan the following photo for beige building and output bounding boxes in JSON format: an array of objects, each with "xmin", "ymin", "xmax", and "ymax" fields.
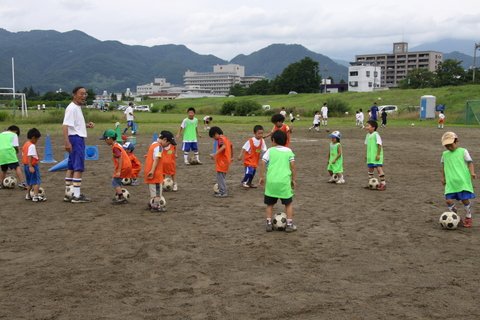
[
  {"xmin": 354, "ymin": 42, "xmax": 443, "ymax": 87},
  {"xmin": 137, "ymin": 78, "xmax": 171, "ymax": 95},
  {"xmin": 184, "ymin": 64, "xmax": 264, "ymax": 96}
]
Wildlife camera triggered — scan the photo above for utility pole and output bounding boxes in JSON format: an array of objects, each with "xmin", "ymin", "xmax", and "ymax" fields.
[
  {"xmin": 473, "ymin": 43, "xmax": 480, "ymax": 82},
  {"xmin": 323, "ymin": 65, "xmax": 328, "ymax": 94}
]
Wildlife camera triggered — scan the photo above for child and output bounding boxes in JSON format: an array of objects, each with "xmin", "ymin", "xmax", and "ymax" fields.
[
  {"xmin": 122, "ymin": 142, "xmax": 141, "ymax": 186},
  {"xmin": 327, "ymin": 131, "xmax": 345, "ymax": 184},
  {"xmin": 280, "ymin": 107, "xmax": 287, "ymax": 117},
  {"xmin": 358, "ymin": 109, "xmax": 365, "ymax": 128},
  {"xmin": 22, "ymin": 128, "xmax": 45, "ymax": 201},
  {"xmin": 265, "ymin": 114, "xmax": 291, "ymax": 148},
  {"xmin": 355, "ymin": 111, "xmax": 360, "ymax": 127},
  {"xmin": 176, "ymin": 107, "xmax": 202, "ymax": 165},
  {"xmin": 162, "ymin": 139, "xmax": 178, "ymax": 191},
  {"xmin": 100, "ymin": 129, "xmax": 133, "ymax": 205},
  {"xmin": 0, "ymin": 125, "xmax": 27, "ymax": 189},
  {"xmin": 381, "ymin": 109, "xmax": 387, "ymax": 128},
  {"xmin": 289, "ymin": 111, "xmax": 295, "ymax": 126},
  {"xmin": 364, "ymin": 120, "xmax": 386, "ymax": 190},
  {"xmin": 237, "ymin": 125, "xmax": 267, "ymax": 188},
  {"xmin": 145, "ymin": 131, "xmax": 176, "ymax": 211},
  {"xmin": 441, "ymin": 132, "xmax": 476, "ymax": 227},
  {"xmin": 203, "ymin": 116, "xmax": 213, "ymax": 130},
  {"xmin": 209, "ymin": 126, "xmax": 234, "ymax": 198},
  {"xmin": 258, "ymin": 130, "xmax": 297, "ymax": 232},
  {"xmin": 321, "ymin": 103, "xmax": 328, "ymax": 126},
  {"xmin": 308, "ymin": 111, "xmax": 321, "ymax": 132},
  {"xmin": 438, "ymin": 111, "xmax": 445, "ymax": 129}
]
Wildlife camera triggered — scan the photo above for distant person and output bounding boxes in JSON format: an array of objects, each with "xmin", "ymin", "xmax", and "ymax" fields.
[
  {"xmin": 321, "ymin": 103, "xmax": 328, "ymax": 126},
  {"xmin": 203, "ymin": 116, "xmax": 213, "ymax": 130},
  {"xmin": 37, "ymin": 104, "xmax": 41, "ymax": 111},
  {"xmin": 123, "ymin": 102, "xmax": 136, "ymax": 135},
  {"xmin": 0, "ymin": 125, "xmax": 27, "ymax": 189},
  {"xmin": 22, "ymin": 128, "xmax": 45, "ymax": 201},
  {"xmin": 62, "ymin": 86, "xmax": 95, "ymax": 203},
  {"xmin": 258, "ymin": 130, "xmax": 297, "ymax": 232},
  {"xmin": 176, "ymin": 107, "xmax": 202, "ymax": 165},
  {"xmin": 42, "ymin": 104, "xmax": 46, "ymax": 112},
  {"xmin": 441, "ymin": 132, "xmax": 476, "ymax": 228},
  {"xmin": 438, "ymin": 110, "xmax": 445, "ymax": 129},
  {"xmin": 280, "ymin": 107, "xmax": 287, "ymax": 118},
  {"xmin": 308, "ymin": 111, "xmax": 321, "ymax": 132},
  {"xmin": 264, "ymin": 114, "xmax": 291, "ymax": 148},
  {"xmin": 381, "ymin": 109, "xmax": 387, "ymax": 128},
  {"xmin": 358, "ymin": 108, "xmax": 365, "ymax": 128},
  {"xmin": 370, "ymin": 102, "xmax": 379, "ymax": 120},
  {"xmin": 289, "ymin": 111, "xmax": 295, "ymax": 133},
  {"xmin": 363, "ymin": 120, "xmax": 386, "ymax": 190},
  {"xmin": 355, "ymin": 111, "xmax": 361, "ymax": 127}
]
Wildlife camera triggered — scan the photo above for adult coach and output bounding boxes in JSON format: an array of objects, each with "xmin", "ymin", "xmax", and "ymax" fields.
[
  {"xmin": 370, "ymin": 102, "xmax": 379, "ymax": 121},
  {"xmin": 123, "ymin": 102, "xmax": 136, "ymax": 135},
  {"xmin": 63, "ymin": 86, "xmax": 95, "ymax": 203}
]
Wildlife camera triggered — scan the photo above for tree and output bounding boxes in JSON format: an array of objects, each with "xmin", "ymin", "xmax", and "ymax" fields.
[
  {"xmin": 121, "ymin": 92, "xmax": 127, "ymax": 101},
  {"xmin": 328, "ymin": 76, "xmax": 334, "ymax": 83},
  {"xmin": 339, "ymin": 79, "xmax": 346, "ymax": 84},
  {"xmin": 246, "ymin": 79, "xmax": 271, "ymax": 95},
  {"xmin": 435, "ymin": 59, "xmax": 467, "ymax": 87},
  {"xmin": 110, "ymin": 93, "xmax": 116, "ymax": 101},
  {"xmin": 271, "ymin": 57, "xmax": 321, "ymax": 94},
  {"xmin": 398, "ymin": 68, "xmax": 436, "ymax": 89},
  {"xmin": 86, "ymin": 89, "xmax": 96, "ymax": 104},
  {"xmin": 228, "ymin": 84, "xmax": 246, "ymax": 96}
]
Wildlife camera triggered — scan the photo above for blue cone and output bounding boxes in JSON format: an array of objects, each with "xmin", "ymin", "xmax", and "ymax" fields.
[
  {"xmin": 41, "ymin": 134, "xmax": 57, "ymax": 163},
  {"xmin": 153, "ymin": 131, "xmax": 158, "ymax": 143},
  {"xmin": 85, "ymin": 146, "xmax": 99, "ymax": 160},
  {"xmin": 48, "ymin": 158, "xmax": 68, "ymax": 172}
]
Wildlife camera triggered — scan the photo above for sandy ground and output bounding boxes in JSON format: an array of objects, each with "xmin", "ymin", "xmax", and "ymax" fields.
[{"xmin": 1, "ymin": 124, "xmax": 480, "ymax": 319}]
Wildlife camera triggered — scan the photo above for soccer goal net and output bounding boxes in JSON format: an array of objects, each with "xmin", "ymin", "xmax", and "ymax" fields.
[{"xmin": 455, "ymin": 100, "xmax": 480, "ymax": 125}]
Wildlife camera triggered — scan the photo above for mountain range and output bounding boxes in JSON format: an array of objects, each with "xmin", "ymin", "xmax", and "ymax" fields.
[{"xmin": 0, "ymin": 29, "xmax": 476, "ymax": 94}]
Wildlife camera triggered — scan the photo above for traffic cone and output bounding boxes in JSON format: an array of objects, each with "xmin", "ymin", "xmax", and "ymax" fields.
[
  {"xmin": 85, "ymin": 146, "xmax": 99, "ymax": 160},
  {"xmin": 41, "ymin": 134, "xmax": 57, "ymax": 163},
  {"xmin": 48, "ymin": 158, "xmax": 68, "ymax": 171},
  {"xmin": 115, "ymin": 125, "xmax": 123, "ymax": 144},
  {"xmin": 153, "ymin": 131, "xmax": 158, "ymax": 143}
]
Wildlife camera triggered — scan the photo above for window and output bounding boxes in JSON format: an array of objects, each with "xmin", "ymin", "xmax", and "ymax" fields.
[
  {"xmin": 349, "ymin": 81, "xmax": 358, "ymax": 87},
  {"xmin": 368, "ymin": 82, "xmax": 373, "ymax": 87},
  {"xmin": 366, "ymin": 71, "xmax": 370, "ymax": 77},
  {"xmin": 350, "ymin": 71, "xmax": 359, "ymax": 76}
]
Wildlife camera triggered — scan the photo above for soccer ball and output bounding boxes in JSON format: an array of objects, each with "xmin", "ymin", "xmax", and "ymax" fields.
[
  {"xmin": 207, "ymin": 126, "xmax": 210, "ymax": 130},
  {"xmin": 115, "ymin": 188, "xmax": 130, "ymax": 200},
  {"xmin": 332, "ymin": 174, "xmax": 339, "ymax": 182},
  {"xmin": 30, "ymin": 187, "xmax": 46, "ymax": 198},
  {"xmin": 188, "ymin": 157, "xmax": 198, "ymax": 165},
  {"xmin": 3, "ymin": 176, "xmax": 17, "ymax": 189},
  {"xmin": 213, "ymin": 183, "xmax": 220, "ymax": 194},
  {"xmin": 345, "ymin": 111, "xmax": 349, "ymax": 115},
  {"xmin": 411, "ymin": 123, "xmax": 415, "ymax": 127},
  {"xmin": 163, "ymin": 178, "xmax": 174, "ymax": 191},
  {"xmin": 439, "ymin": 211, "xmax": 460, "ymax": 230},
  {"xmin": 149, "ymin": 196, "xmax": 166, "ymax": 208},
  {"xmin": 368, "ymin": 178, "xmax": 380, "ymax": 190},
  {"xmin": 272, "ymin": 212, "xmax": 287, "ymax": 231},
  {"xmin": 122, "ymin": 178, "xmax": 132, "ymax": 185},
  {"xmin": 65, "ymin": 186, "xmax": 74, "ymax": 200}
]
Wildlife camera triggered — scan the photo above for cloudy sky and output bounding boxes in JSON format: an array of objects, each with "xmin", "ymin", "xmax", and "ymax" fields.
[{"xmin": 1, "ymin": 0, "xmax": 479, "ymax": 61}]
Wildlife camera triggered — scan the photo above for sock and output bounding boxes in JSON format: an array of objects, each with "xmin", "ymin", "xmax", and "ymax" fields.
[
  {"xmin": 464, "ymin": 202, "xmax": 472, "ymax": 218},
  {"xmin": 266, "ymin": 218, "xmax": 272, "ymax": 224},
  {"xmin": 195, "ymin": 153, "xmax": 200, "ymax": 161},
  {"xmin": 368, "ymin": 172, "xmax": 374, "ymax": 179},
  {"xmin": 65, "ymin": 177, "xmax": 73, "ymax": 189},
  {"xmin": 184, "ymin": 154, "xmax": 189, "ymax": 163},
  {"xmin": 287, "ymin": 219, "xmax": 293, "ymax": 225},
  {"xmin": 379, "ymin": 174, "xmax": 386, "ymax": 185},
  {"xmin": 73, "ymin": 178, "xmax": 81, "ymax": 197},
  {"xmin": 123, "ymin": 128, "xmax": 127, "ymax": 134},
  {"xmin": 117, "ymin": 193, "xmax": 124, "ymax": 199},
  {"xmin": 247, "ymin": 174, "xmax": 254, "ymax": 184},
  {"xmin": 448, "ymin": 204, "xmax": 457, "ymax": 213}
]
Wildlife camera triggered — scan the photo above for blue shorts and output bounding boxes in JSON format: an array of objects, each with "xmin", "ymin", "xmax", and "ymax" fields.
[
  {"xmin": 445, "ymin": 191, "xmax": 476, "ymax": 201},
  {"xmin": 127, "ymin": 120, "xmax": 133, "ymax": 127},
  {"xmin": 111, "ymin": 177, "xmax": 123, "ymax": 188},
  {"xmin": 182, "ymin": 141, "xmax": 198, "ymax": 152},
  {"xmin": 67, "ymin": 135, "xmax": 85, "ymax": 172},
  {"xmin": 244, "ymin": 166, "xmax": 256, "ymax": 176},
  {"xmin": 367, "ymin": 163, "xmax": 383, "ymax": 168},
  {"xmin": 1, "ymin": 162, "xmax": 20, "ymax": 172},
  {"xmin": 24, "ymin": 164, "xmax": 41, "ymax": 185},
  {"xmin": 264, "ymin": 195, "xmax": 293, "ymax": 205}
]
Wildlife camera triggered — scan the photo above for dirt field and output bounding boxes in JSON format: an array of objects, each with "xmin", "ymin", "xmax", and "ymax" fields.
[{"xmin": 1, "ymin": 124, "xmax": 480, "ymax": 319}]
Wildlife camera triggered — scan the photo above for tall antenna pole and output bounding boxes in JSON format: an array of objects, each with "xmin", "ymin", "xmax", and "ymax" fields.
[{"xmin": 473, "ymin": 43, "xmax": 480, "ymax": 82}]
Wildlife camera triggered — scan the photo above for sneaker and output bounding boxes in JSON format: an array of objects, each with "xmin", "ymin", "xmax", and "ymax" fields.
[
  {"xmin": 196, "ymin": 161, "xmax": 203, "ymax": 165},
  {"xmin": 377, "ymin": 184, "xmax": 386, "ymax": 191},
  {"xmin": 32, "ymin": 195, "xmax": 46, "ymax": 202},
  {"xmin": 185, "ymin": 162, "xmax": 191, "ymax": 165},
  {"xmin": 19, "ymin": 182, "xmax": 27, "ymax": 189},
  {"xmin": 336, "ymin": 179, "xmax": 345, "ymax": 184},
  {"xmin": 285, "ymin": 224, "xmax": 297, "ymax": 232},
  {"xmin": 71, "ymin": 194, "xmax": 91, "ymax": 203},
  {"xmin": 151, "ymin": 205, "xmax": 166, "ymax": 212},
  {"xmin": 363, "ymin": 185, "xmax": 370, "ymax": 189},
  {"xmin": 111, "ymin": 198, "xmax": 127, "ymax": 205},
  {"xmin": 0, "ymin": 184, "xmax": 4, "ymax": 189},
  {"xmin": 241, "ymin": 182, "xmax": 250, "ymax": 188},
  {"xmin": 248, "ymin": 183, "xmax": 257, "ymax": 188},
  {"xmin": 266, "ymin": 223, "xmax": 273, "ymax": 232},
  {"xmin": 464, "ymin": 217, "xmax": 472, "ymax": 228},
  {"xmin": 25, "ymin": 193, "xmax": 32, "ymax": 200},
  {"xmin": 146, "ymin": 202, "xmax": 152, "ymax": 210},
  {"xmin": 131, "ymin": 180, "xmax": 139, "ymax": 186},
  {"xmin": 172, "ymin": 184, "xmax": 178, "ymax": 192},
  {"xmin": 215, "ymin": 193, "xmax": 228, "ymax": 198}
]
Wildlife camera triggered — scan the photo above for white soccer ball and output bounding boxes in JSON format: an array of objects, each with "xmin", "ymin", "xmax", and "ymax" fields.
[
  {"xmin": 3, "ymin": 176, "xmax": 18, "ymax": 189},
  {"xmin": 150, "ymin": 196, "xmax": 166, "ymax": 208},
  {"xmin": 368, "ymin": 178, "xmax": 380, "ymax": 190},
  {"xmin": 213, "ymin": 183, "xmax": 220, "ymax": 194},
  {"xmin": 30, "ymin": 187, "xmax": 46, "ymax": 198},
  {"xmin": 207, "ymin": 126, "xmax": 210, "ymax": 130},
  {"xmin": 345, "ymin": 111, "xmax": 349, "ymax": 115},
  {"xmin": 332, "ymin": 174, "xmax": 339, "ymax": 182},
  {"xmin": 163, "ymin": 178, "xmax": 174, "ymax": 191},
  {"xmin": 272, "ymin": 212, "xmax": 287, "ymax": 231},
  {"xmin": 122, "ymin": 178, "xmax": 132, "ymax": 185},
  {"xmin": 439, "ymin": 211, "xmax": 460, "ymax": 230},
  {"xmin": 65, "ymin": 186, "xmax": 74, "ymax": 200},
  {"xmin": 115, "ymin": 188, "xmax": 130, "ymax": 200},
  {"xmin": 411, "ymin": 123, "xmax": 415, "ymax": 127}
]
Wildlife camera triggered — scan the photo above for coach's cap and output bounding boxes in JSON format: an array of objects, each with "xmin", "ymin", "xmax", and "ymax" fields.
[
  {"xmin": 441, "ymin": 132, "xmax": 458, "ymax": 145},
  {"xmin": 128, "ymin": 102, "xmax": 134, "ymax": 106},
  {"xmin": 122, "ymin": 141, "xmax": 135, "ymax": 151},
  {"xmin": 159, "ymin": 130, "xmax": 177, "ymax": 145},
  {"xmin": 100, "ymin": 129, "xmax": 117, "ymax": 140},
  {"xmin": 329, "ymin": 130, "xmax": 342, "ymax": 139}
]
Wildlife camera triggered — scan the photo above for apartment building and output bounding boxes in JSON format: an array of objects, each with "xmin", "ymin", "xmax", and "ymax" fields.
[
  {"xmin": 352, "ymin": 42, "xmax": 443, "ymax": 88},
  {"xmin": 184, "ymin": 64, "xmax": 264, "ymax": 96},
  {"xmin": 136, "ymin": 78, "xmax": 171, "ymax": 95}
]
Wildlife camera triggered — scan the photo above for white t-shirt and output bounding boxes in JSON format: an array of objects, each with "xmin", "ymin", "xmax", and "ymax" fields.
[
  {"xmin": 280, "ymin": 110, "xmax": 287, "ymax": 117},
  {"xmin": 289, "ymin": 113, "xmax": 294, "ymax": 121},
  {"xmin": 26, "ymin": 144, "xmax": 38, "ymax": 160},
  {"xmin": 359, "ymin": 112, "xmax": 365, "ymax": 122},
  {"xmin": 364, "ymin": 132, "xmax": 383, "ymax": 146},
  {"xmin": 124, "ymin": 106, "xmax": 134, "ymax": 121},
  {"xmin": 321, "ymin": 106, "xmax": 328, "ymax": 118},
  {"xmin": 262, "ymin": 146, "xmax": 295, "ymax": 163},
  {"xmin": 1, "ymin": 131, "xmax": 19, "ymax": 147},
  {"xmin": 63, "ymin": 102, "xmax": 87, "ymax": 137},
  {"xmin": 203, "ymin": 116, "xmax": 211, "ymax": 122},
  {"xmin": 439, "ymin": 113, "xmax": 445, "ymax": 120},
  {"xmin": 242, "ymin": 137, "xmax": 267, "ymax": 153},
  {"xmin": 313, "ymin": 114, "xmax": 321, "ymax": 124}
]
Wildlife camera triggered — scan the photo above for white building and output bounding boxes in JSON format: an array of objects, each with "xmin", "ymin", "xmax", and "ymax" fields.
[
  {"xmin": 184, "ymin": 64, "xmax": 264, "ymax": 96},
  {"xmin": 348, "ymin": 62, "xmax": 381, "ymax": 92},
  {"xmin": 136, "ymin": 78, "xmax": 171, "ymax": 95}
]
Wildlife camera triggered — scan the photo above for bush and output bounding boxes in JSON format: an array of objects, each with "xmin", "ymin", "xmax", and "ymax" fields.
[
  {"xmin": 161, "ymin": 103, "xmax": 176, "ymax": 113},
  {"xmin": 220, "ymin": 101, "xmax": 237, "ymax": 115},
  {"xmin": 234, "ymin": 100, "xmax": 261, "ymax": 116},
  {"xmin": 326, "ymin": 98, "xmax": 349, "ymax": 116},
  {"xmin": 108, "ymin": 104, "xmax": 116, "ymax": 111},
  {"xmin": 150, "ymin": 105, "xmax": 160, "ymax": 113},
  {"xmin": 0, "ymin": 111, "xmax": 9, "ymax": 122}
]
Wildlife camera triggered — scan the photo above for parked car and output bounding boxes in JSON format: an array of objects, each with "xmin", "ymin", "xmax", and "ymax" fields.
[
  {"xmin": 117, "ymin": 105, "xmax": 128, "ymax": 111},
  {"xmin": 134, "ymin": 105, "xmax": 150, "ymax": 112},
  {"xmin": 378, "ymin": 105, "xmax": 398, "ymax": 114},
  {"xmin": 262, "ymin": 105, "xmax": 271, "ymax": 110}
]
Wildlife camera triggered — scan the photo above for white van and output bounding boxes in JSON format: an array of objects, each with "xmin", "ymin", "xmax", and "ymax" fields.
[{"xmin": 378, "ymin": 105, "xmax": 398, "ymax": 114}]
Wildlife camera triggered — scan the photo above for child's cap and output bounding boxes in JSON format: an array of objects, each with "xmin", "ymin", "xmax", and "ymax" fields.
[
  {"xmin": 122, "ymin": 141, "xmax": 135, "ymax": 151},
  {"xmin": 329, "ymin": 131, "xmax": 342, "ymax": 139},
  {"xmin": 442, "ymin": 132, "xmax": 457, "ymax": 145},
  {"xmin": 99, "ymin": 129, "xmax": 117, "ymax": 140},
  {"xmin": 159, "ymin": 130, "xmax": 177, "ymax": 145}
]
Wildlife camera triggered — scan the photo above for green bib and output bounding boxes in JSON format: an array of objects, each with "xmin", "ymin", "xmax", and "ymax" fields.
[
  {"xmin": 0, "ymin": 132, "xmax": 18, "ymax": 165},
  {"xmin": 265, "ymin": 147, "xmax": 295, "ymax": 199},
  {"xmin": 443, "ymin": 148, "xmax": 474, "ymax": 194}
]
